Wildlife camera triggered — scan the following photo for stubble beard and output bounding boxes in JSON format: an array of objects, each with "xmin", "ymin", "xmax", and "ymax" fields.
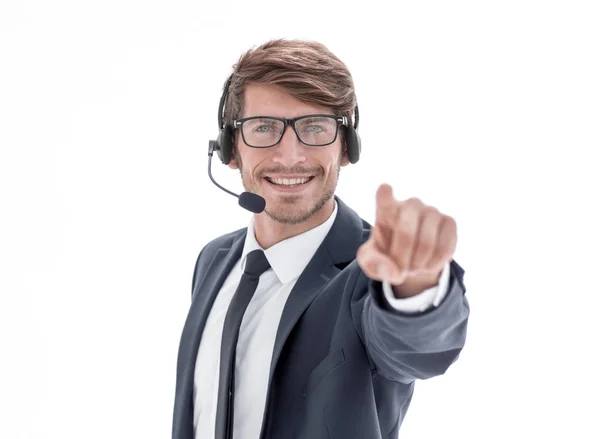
[{"xmin": 237, "ymin": 152, "xmax": 342, "ymax": 225}]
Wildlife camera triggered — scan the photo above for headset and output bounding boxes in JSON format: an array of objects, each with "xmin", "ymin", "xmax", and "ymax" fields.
[
  {"xmin": 207, "ymin": 73, "xmax": 361, "ymax": 214},
  {"xmin": 211, "ymin": 74, "xmax": 361, "ymax": 166}
]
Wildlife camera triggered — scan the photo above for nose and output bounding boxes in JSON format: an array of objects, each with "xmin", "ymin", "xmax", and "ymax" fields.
[{"xmin": 271, "ymin": 125, "xmax": 307, "ymax": 166}]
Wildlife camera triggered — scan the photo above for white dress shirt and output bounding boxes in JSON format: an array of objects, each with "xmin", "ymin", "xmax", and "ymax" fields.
[{"xmin": 193, "ymin": 200, "xmax": 450, "ymax": 439}]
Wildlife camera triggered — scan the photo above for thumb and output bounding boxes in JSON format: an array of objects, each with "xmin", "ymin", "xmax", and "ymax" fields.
[{"xmin": 357, "ymin": 240, "xmax": 403, "ymax": 283}]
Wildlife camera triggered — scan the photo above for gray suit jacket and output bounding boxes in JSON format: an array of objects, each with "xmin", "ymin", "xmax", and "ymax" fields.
[{"xmin": 173, "ymin": 196, "xmax": 469, "ymax": 439}]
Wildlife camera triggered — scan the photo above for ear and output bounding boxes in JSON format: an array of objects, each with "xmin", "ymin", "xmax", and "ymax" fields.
[
  {"xmin": 228, "ymin": 138, "xmax": 239, "ymax": 169},
  {"xmin": 228, "ymin": 149, "xmax": 239, "ymax": 169},
  {"xmin": 341, "ymin": 141, "xmax": 350, "ymax": 167}
]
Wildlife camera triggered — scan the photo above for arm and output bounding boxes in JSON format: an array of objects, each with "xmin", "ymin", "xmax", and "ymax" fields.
[
  {"xmin": 354, "ymin": 184, "xmax": 469, "ymax": 383},
  {"xmin": 191, "ymin": 246, "xmax": 206, "ymax": 300},
  {"xmin": 358, "ymin": 259, "xmax": 469, "ymax": 384}
]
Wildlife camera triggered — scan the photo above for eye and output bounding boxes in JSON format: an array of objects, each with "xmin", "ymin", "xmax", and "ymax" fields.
[
  {"xmin": 248, "ymin": 119, "xmax": 280, "ymax": 133},
  {"xmin": 297, "ymin": 117, "xmax": 333, "ymax": 134},
  {"xmin": 255, "ymin": 125, "xmax": 274, "ymax": 133},
  {"xmin": 303, "ymin": 124, "xmax": 325, "ymax": 133}
]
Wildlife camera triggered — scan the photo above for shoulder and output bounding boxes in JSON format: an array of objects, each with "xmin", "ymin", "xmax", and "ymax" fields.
[
  {"xmin": 194, "ymin": 226, "xmax": 246, "ymax": 266},
  {"xmin": 190, "ymin": 227, "xmax": 246, "ymax": 294}
]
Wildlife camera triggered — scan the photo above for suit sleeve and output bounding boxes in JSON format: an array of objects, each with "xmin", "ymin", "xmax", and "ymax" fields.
[
  {"xmin": 353, "ymin": 259, "xmax": 469, "ymax": 384},
  {"xmin": 381, "ymin": 261, "xmax": 451, "ymax": 313}
]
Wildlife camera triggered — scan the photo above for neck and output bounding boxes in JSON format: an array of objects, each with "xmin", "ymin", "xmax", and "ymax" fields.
[{"xmin": 253, "ymin": 197, "xmax": 335, "ymax": 249}]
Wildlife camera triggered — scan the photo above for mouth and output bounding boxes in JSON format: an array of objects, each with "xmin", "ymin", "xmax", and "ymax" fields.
[{"xmin": 263, "ymin": 176, "xmax": 316, "ymax": 192}]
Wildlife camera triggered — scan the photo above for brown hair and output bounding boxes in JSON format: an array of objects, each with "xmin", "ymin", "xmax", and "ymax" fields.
[{"xmin": 222, "ymin": 39, "xmax": 356, "ymax": 146}]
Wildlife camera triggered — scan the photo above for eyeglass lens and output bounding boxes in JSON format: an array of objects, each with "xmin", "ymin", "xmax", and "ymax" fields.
[{"xmin": 242, "ymin": 117, "xmax": 338, "ymax": 147}]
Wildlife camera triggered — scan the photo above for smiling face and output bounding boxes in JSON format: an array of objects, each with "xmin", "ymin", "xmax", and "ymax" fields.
[{"xmin": 228, "ymin": 83, "xmax": 350, "ymax": 225}]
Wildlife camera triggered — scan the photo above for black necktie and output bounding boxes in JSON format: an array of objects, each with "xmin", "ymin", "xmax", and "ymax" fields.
[{"xmin": 215, "ymin": 249, "xmax": 271, "ymax": 439}]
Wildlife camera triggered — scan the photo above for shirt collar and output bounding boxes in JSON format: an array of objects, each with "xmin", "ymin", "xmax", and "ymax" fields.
[{"xmin": 240, "ymin": 200, "xmax": 338, "ymax": 284}]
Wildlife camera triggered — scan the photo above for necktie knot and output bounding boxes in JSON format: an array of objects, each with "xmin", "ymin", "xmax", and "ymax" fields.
[{"xmin": 243, "ymin": 250, "xmax": 271, "ymax": 277}]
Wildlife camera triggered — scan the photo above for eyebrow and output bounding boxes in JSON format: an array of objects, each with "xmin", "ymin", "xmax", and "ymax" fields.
[
  {"xmin": 299, "ymin": 116, "xmax": 326, "ymax": 123},
  {"xmin": 243, "ymin": 114, "xmax": 334, "ymax": 120}
]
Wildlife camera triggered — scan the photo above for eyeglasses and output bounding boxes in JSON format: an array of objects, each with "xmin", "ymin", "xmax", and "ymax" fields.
[{"xmin": 231, "ymin": 114, "xmax": 348, "ymax": 148}]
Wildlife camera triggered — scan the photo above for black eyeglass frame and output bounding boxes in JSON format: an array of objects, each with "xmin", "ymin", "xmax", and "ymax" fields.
[{"xmin": 231, "ymin": 114, "xmax": 349, "ymax": 148}]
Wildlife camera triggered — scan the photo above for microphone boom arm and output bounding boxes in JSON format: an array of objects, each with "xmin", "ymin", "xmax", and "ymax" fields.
[
  {"xmin": 206, "ymin": 140, "xmax": 266, "ymax": 214},
  {"xmin": 208, "ymin": 141, "xmax": 238, "ymax": 198}
]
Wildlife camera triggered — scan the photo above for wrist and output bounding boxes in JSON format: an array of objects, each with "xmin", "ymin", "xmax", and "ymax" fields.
[{"xmin": 391, "ymin": 271, "xmax": 441, "ymax": 298}]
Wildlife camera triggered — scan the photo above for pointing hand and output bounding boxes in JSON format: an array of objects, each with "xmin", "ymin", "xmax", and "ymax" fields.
[{"xmin": 356, "ymin": 184, "xmax": 457, "ymax": 298}]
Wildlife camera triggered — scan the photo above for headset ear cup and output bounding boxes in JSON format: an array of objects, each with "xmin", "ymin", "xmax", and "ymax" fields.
[
  {"xmin": 345, "ymin": 126, "xmax": 361, "ymax": 164},
  {"xmin": 216, "ymin": 125, "xmax": 233, "ymax": 165}
]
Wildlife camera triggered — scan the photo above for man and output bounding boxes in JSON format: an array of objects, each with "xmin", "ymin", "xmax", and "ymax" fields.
[{"xmin": 173, "ymin": 39, "xmax": 469, "ymax": 439}]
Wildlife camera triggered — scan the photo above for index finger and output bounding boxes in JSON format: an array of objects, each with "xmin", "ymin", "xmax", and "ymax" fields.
[{"xmin": 375, "ymin": 183, "xmax": 397, "ymax": 228}]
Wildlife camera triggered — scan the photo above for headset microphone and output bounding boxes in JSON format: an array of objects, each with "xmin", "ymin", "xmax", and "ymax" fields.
[{"xmin": 208, "ymin": 141, "xmax": 266, "ymax": 214}]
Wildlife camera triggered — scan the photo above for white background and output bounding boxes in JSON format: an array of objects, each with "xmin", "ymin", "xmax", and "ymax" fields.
[{"xmin": 1, "ymin": 1, "xmax": 599, "ymax": 438}]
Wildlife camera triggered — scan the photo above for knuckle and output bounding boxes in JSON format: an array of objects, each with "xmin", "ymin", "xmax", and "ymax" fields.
[
  {"xmin": 405, "ymin": 197, "xmax": 423, "ymax": 208},
  {"xmin": 443, "ymin": 215, "xmax": 457, "ymax": 229},
  {"xmin": 423, "ymin": 206, "xmax": 440, "ymax": 217}
]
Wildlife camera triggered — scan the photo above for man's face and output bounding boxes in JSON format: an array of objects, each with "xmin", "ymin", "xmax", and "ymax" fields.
[{"xmin": 229, "ymin": 84, "xmax": 350, "ymax": 225}]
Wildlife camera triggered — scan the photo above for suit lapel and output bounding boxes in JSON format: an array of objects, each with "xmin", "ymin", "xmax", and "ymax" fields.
[
  {"xmin": 268, "ymin": 248, "xmax": 341, "ymax": 381},
  {"xmin": 266, "ymin": 196, "xmax": 368, "ymax": 393}
]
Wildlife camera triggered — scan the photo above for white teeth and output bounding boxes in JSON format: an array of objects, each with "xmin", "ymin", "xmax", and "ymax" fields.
[{"xmin": 267, "ymin": 177, "xmax": 311, "ymax": 186}]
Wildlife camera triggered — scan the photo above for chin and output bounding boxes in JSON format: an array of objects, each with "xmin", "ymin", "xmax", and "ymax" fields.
[
  {"xmin": 264, "ymin": 207, "xmax": 314, "ymax": 225},
  {"xmin": 265, "ymin": 194, "xmax": 332, "ymax": 225}
]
